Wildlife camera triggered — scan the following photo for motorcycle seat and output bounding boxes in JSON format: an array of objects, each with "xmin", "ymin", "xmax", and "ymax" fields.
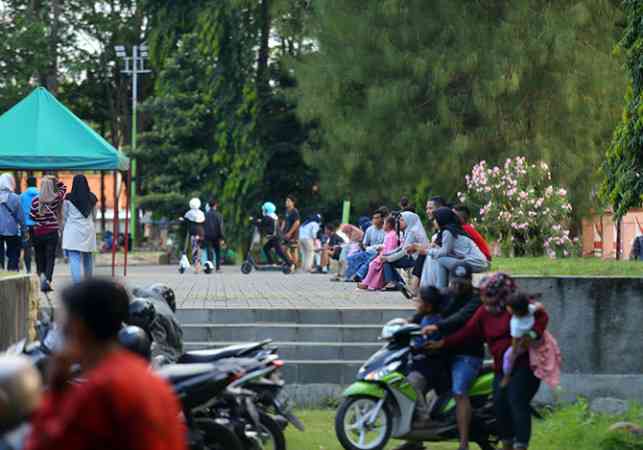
[
  {"xmin": 178, "ymin": 340, "xmax": 272, "ymax": 364},
  {"xmin": 157, "ymin": 363, "xmax": 224, "ymax": 385}
]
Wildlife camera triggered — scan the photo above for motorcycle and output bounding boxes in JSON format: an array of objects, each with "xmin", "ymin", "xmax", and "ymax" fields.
[{"xmin": 334, "ymin": 320, "xmax": 497, "ymax": 450}]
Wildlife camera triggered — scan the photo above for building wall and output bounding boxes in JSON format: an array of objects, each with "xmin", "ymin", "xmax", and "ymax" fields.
[{"xmin": 582, "ymin": 209, "xmax": 643, "ymax": 259}]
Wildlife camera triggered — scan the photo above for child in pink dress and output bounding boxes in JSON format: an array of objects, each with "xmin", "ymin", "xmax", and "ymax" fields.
[{"xmin": 359, "ymin": 217, "xmax": 398, "ymax": 291}]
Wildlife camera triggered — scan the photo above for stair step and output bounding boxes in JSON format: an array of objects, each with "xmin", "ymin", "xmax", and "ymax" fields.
[
  {"xmin": 176, "ymin": 308, "xmax": 413, "ymax": 325},
  {"xmin": 182, "ymin": 323, "xmax": 384, "ymax": 342}
]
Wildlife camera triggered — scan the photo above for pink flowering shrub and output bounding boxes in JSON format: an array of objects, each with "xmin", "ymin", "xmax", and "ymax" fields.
[{"xmin": 459, "ymin": 157, "xmax": 578, "ymax": 258}]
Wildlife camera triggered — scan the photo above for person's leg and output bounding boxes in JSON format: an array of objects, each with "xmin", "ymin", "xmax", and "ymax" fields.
[
  {"xmin": 451, "ymin": 356, "xmax": 483, "ymax": 449},
  {"xmin": 506, "ymin": 366, "xmax": 541, "ymax": 449},
  {"xmin": 407, "ymin": 370, "xmax": 430, "ymax": 422},
  {"xmin": 32, "ymin": 236, "xmax": 45, "ymax": 277},
  {"xmin": 82, "ymin": 252, "xmax": 93, "ymax": 279},
  {"xmin": 67, "ymin": 250, "xmax": 82, "ymax": 283},
  {"xmin": 5, "ymin": 236, "xmax": 21, "ymax": 271},
  {"xmin": 213, "ymin": 239, "xmax": 222, "ymax": 270},
  {"xmin": 0, "ymin": 236, "xmax": 5, "ymax": 270},
  {"xmin": 44, "ymin": 233, "xmax": 59, "ymax": 282},
  {"xmin": 435, "ymin": 256, "xmax": 461, "ymax": 289},
  {"xmin": 23, "ymin": 229, "xmax": 32, "ymax": 273},
  {"xmin": 493, "ymin": 374, "xmax": 515, "ymax": 450},
  {"xmin": 205, "ymin": 239, "xmax": 214, "ymax": 264},
  {"xmin": 383, "ymin": 262, "xmax": 398, "ymax": 284}
]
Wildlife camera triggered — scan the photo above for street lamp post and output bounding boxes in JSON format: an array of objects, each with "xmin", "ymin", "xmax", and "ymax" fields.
[{"xmin": 115, "ymin": 44, "xmax": 150, "ymax": 245}]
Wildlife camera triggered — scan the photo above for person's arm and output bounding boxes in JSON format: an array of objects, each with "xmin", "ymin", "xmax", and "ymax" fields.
[
  {"xmin": 55, "ymin": 181, "xmax": 67, "ymax": 202},
  {"xmin": 441, "ymin": 306, "xmax": 485, "ymax": 348},
  {"xmin": 286, "ymin": 219, "xmax": 300, "ymax": 240},
  {"xmin": 436, "ymin": 299, "xmax": 482, "ymax": 335},
  {"xmin": 428, "ymin": 230, "xmax": 454, "ymax": 258}
]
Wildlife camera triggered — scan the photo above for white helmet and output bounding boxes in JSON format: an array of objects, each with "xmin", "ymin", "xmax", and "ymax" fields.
[
  {"xmin": 189, "ymin": 198, "xmax": 202, "ymax": 210},
  {"xmin": 380, "ymin": 318, "xmax": 408, "ymax": 340}
]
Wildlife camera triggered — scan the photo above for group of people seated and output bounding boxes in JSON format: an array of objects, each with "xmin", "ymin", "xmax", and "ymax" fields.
[{"xmin": 303, "ymin": 196, "xmax": 493, "ymax": 297}]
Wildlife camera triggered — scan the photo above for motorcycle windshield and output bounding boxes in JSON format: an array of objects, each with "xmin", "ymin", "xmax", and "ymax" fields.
[{"xmin": 357, "ymin": 343, "xmax": 408, "ymax": 380}]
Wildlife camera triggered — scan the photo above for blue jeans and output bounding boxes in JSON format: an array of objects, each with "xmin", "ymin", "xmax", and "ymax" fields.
[
  {"xmin": 68, "ymin": 251, "xmax": 93, "ymax": 283},
  {"xmin": 383, "ymin": 256, "xmax": 415, "ymax": 283},
  {"xmin": 451, "ymin": 355, "xmax": 483, "ymax": 396}
]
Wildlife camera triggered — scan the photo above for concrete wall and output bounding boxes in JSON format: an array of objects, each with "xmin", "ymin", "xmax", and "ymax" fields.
[
  {"xmin": 0, "ymin": 275, "xmax": 38, "ymax": 349},
  {"xmin": 509, "ymin": 277, "xmax": 643, "ymax": 402}
]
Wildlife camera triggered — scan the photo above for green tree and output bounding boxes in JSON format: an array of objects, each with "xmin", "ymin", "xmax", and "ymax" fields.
[
  {"xmin": 293, "ymin": 0, "xmax": 625, "ymax": 219},
  {"xmin": 601, "ymin": 0, "xmax": 643, "ymax": 219}
]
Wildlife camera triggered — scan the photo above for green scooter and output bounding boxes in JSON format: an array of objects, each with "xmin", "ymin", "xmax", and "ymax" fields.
[{"xmin": 335, "ymin": 320, "xmax": 498, "ymax": 450}]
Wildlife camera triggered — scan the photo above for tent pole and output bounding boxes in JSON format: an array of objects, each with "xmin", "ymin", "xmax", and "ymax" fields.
[
  {"xmin": 124, "ymin": 166, "xmax": 131, "ymax": 277},
  {"xmin": 111, "ymin": 170, "xmax": 118, "ymax": 277}
]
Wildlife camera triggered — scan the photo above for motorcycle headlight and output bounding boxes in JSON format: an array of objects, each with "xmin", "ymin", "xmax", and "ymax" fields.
[{"xmin": 365, "ymin": 361, "xmax": 401, "ymax": 381}]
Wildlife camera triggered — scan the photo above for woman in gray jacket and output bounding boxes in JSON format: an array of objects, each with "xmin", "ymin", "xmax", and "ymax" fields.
[
  {"xmin": 421, "ymin": 207, "xmax": 488, "ymax": 289},
  {"xmin": 0, "ymin": 173, "xmax": 25, "ymax": 271},
  {"xmin": 62, "ymin": 175, "xmax": 97, "ymax": 283}
]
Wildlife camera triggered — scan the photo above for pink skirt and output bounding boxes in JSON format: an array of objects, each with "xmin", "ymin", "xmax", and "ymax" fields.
[{"xmin": 529, "ymin": 330, "xmax": 562, "ymax": 389}]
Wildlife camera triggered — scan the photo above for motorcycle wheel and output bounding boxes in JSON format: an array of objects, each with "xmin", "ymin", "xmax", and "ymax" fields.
[
  {"xmin": 257, "ymin": 412, "xmax": 286, "ymax": 450},
  {"xmin": 335, "ymin": 396, "xmax": 392, "ymax": 450},
  {"xmin": 241, "ymin": 261, "xmax": 253, "ymax": 274},
  {"xmin": 194, "ymin": 419, "xmax": 244, "ymax": 450}
]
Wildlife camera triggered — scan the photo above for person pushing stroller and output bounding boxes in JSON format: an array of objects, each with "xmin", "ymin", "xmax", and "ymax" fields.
[{"xmin": 256, "ymin": 202, "xmax": 293, "ymax": 270}]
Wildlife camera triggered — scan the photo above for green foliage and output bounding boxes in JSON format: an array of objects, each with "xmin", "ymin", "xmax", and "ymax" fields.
[
  {"xmin": 601, "ymin": 0, "xmax": 643, "ymax": 220},
  {"xmin": 293, "ymin": 0, "xmax": 625, "ymax": 218}
]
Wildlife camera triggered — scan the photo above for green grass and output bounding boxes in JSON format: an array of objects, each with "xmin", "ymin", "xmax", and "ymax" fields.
[
  {"xmin": 286, "ymin": 403, "xmax": 643, "ymax": 450},
  {"xmin": 488, "ymin": 257, "xmax": 643, "ymax": 277}
]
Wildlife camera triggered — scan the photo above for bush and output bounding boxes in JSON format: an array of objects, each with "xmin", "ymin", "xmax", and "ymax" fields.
[{"xmin": 460, "ymin": 156, "xmax": 578, "ymax": 258}]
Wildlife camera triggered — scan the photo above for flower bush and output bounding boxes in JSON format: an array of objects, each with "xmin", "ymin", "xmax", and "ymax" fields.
[{"xmin": 459, "ymin": 157, "xmax": 578, "ymax": 258}]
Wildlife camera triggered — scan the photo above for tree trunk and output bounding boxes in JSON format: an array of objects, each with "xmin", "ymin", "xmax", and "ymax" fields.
[
  {"xmin": 47, "ymin": 0, "xmax": 60, "ymax": 93},
  {"xmin": 256, "ymin": 0, "xmax": 271, "ymax": 98}
]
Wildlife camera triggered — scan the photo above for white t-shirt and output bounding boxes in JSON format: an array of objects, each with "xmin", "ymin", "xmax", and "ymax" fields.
[
  {"xmin": 299, "ymin": 221, "xmax": 320, "ymax": 241},
  {"xmin": 510, "ymin": 304, "xmax": 538, "ymax": 338}
]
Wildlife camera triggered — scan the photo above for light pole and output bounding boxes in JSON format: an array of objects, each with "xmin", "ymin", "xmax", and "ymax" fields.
[{"xmin": 114, "ymin": 44, "xmax": 151, "ymax": 245}]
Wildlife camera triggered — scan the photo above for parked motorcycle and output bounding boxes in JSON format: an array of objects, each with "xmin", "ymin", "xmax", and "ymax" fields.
[{"xmin": 334, "ymin": 320, "xmax": 498, "ymax": 450}]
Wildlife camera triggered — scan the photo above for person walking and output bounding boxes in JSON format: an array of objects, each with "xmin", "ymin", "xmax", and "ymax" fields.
[
  {"xmin": 31, "ymin": 175, "xmax": 66, "ymax": 292},
  {"xmin": 204, "ymin": 199, "xmax": 225, "ymax": 272},
  {"xmin": 283, "ymin": 195, "xmax": 301, "ymax": 269},
  {"xmin": 62, "ymin": 175, "xmax": 97, "ymax": 283},
  {"xmin": 0, "ymin": 173, "xmax": 26, "ymax": 272},
  {"xmin": 19, "ymin": 176, "xmax": 39, "ymax": 273}
]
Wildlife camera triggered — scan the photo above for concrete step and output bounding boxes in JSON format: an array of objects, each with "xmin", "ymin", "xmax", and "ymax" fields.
[
  {"xmin": 176, "ymin": 308, "xmax": 413, "ymax": 325},
  {"xmin": 182, "ymin": 323, "xmax": 383, "ymax": 343},
  {"xmin": 183, "ymin": 340, "xmax": 383, "ymax": 360},
  {"xmin": 279, "ymin": 360, "xmax": 363, "ymax": 385}
]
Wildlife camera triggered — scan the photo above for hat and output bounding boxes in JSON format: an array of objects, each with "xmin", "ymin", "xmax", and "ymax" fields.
[
  {"xmin": 189, "ymin": 198, "xmax": 201, "ymax": 210},
  {"xmin": 451, "ymin": 262, "xmax": 472, "ymax": 281},
  {"xmin": 479, "ymin": 272, "xmax": 516, "ymax": 305}
]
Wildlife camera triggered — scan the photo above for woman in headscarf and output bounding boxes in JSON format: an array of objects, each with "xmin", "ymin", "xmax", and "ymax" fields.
[
  {"xmin": 421, "ymin": 207, "xmax": 488, "ymax": 289},
  {"xmin": 0, "ymin": 173, "xmax": 26, "ymax": 271},
  {"xmin": 30, "ymin": 175, "xmax": 67, "ymax": 292},
  {"xmin": 62, "ymin": 175, "xmax": 98, "ymax": 283},
  {"xmin": 381, "ymin": 211, "xmax": 429, "ymax": 291},
  {"xmin": 184, "ymin": 198, "xmax": 206, "ymax": 274},
  {"xmin": 428, "ymin": 273, "xmax": 550, "ymax": 450}
]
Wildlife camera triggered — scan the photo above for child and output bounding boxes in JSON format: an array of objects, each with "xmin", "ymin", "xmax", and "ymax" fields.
[
  {"xmin": 502, "ymin": 292, "xmax": 561, "ymax": 389},
  {"xmin": 359, "ymin": 216, "xmax": 398, "ymax": 290},
  {"xmin": 408, "ymin": 285, "xmax": 448, "ymax": 428}
]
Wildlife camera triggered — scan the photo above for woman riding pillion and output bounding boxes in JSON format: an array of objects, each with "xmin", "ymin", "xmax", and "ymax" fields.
[{"xmin": 428, "ymin": 273, "xmax": 549, "ymax": 450}]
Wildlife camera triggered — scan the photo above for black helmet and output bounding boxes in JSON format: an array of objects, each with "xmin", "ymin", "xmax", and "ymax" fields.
[
  {"xmin": 118, "ymin": 326, "xmax": 152, "ymax": 360},
  {"xmin": 127, "ymin": 298, "xmax": 156, "ymax": 332},
  {"xmin": 148, "ymin": 283, "xmax": 177, "ymax": 313}
]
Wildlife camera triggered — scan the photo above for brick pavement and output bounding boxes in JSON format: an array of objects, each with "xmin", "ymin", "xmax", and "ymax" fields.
[{"xmin": 53, "ymin": 264, "xmax": 412, "ymax": 310}]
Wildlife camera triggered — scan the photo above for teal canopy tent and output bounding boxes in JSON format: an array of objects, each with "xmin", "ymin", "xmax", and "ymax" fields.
[
  {"xmin": 0, "ymin": 87, "xmax": 128, "ymax": 170},
  {"xmin": 0, "ymin": 87, "xmax": 131, "ymax": 276}
]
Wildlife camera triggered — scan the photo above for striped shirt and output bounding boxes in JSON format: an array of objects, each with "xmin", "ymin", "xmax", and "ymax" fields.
[{"xmin": 30, "ymin": 182, "xmax": 67, "ymax": 237}]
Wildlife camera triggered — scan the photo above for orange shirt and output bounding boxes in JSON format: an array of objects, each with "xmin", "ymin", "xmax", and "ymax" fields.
[{"xmin": 25, "ymin": 350, "xmax": 187, "ymax": 450}]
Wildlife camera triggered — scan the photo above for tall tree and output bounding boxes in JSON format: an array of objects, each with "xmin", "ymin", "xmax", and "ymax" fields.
[{"xmin": 601, "ymin": 0, "xmax": 643, "ymax": 219}]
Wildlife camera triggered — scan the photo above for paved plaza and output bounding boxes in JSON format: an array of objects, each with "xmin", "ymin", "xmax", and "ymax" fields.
[{"xmin": 54, "ymin": 264, "xmax": 412, "ymax": 310}]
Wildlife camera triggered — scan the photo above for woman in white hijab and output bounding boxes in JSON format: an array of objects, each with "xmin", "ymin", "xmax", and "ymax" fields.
[
  {"xmin": 380, "ymin": 211, "xmax": 429, "ymax": 293},
  {"xmin": 0, "ymin": 173, "xmax": 25, "ymax": 271},
  {"xmin": 184, "ymin": 198, "xmax": 206, "ymax": 273}
]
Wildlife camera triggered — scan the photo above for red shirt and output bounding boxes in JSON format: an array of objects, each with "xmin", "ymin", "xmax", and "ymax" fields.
[
  {"xmin": 25, "ymin": 350, "xmax": 187, "ymax": 450},
  {"xmin": 444, "ymin": 305, "xmax": 549, "ymax": 374},
  {"xmin": 463, "ymin": 223, "xmax": 492, "ymax": 261}
]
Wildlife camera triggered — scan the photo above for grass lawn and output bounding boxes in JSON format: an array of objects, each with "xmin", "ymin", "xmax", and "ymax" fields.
[
  {"xmin": 488, "ymin": 257, "xmax": 643, "ymax": 277},
  {"xmin": 286, "ymin": 403, "xmax": 643, "ymax": 450}
]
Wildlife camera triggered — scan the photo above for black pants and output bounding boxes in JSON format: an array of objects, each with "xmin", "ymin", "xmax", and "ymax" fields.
[
  {"xmin": 205, "ymin": 238, "xmax": 222, "ymax": 270},
  {"xmin": 263, "ymin": 237, "xmax": 291, "ymax": 265},
  {"xmin": 493, "ymin": 365, "xmax": 541, "ymax": 448},
  {"xmin": 23, "ymin": 226, "xmax": 34, "ymax": 273},
  {"xmin": 0, "ymin": 235, "xmax": 21, "ymax": 271},
  {"xmin": 412, "ymin": 254, "xmax": 427, "ymax": 278},
  {"xmin": 33, "ymin": 232, "xmax": 59, "ymax": 282},
  {"xmin": 383, "ymin": 255, "xmax": 415, "ymax": 283}
]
